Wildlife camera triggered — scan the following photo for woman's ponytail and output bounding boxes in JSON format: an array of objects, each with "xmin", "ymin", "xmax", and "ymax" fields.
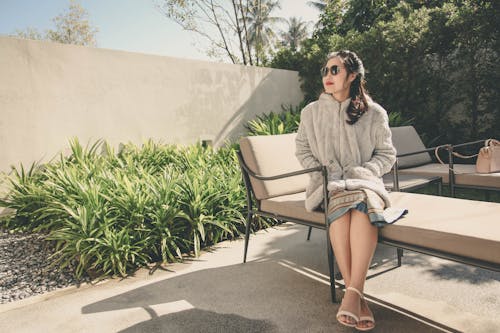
[{"xmin": 346, "ymin": 74, "xmax": 369, "ymax": 125}]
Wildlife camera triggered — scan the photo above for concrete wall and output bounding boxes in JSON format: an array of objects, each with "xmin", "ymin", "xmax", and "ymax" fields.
[{"xmin": 0, "ymin": 37, "xmax": 303, "ymax": 173}]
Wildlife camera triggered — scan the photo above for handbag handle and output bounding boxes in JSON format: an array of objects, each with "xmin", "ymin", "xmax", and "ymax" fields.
[
  {"xmin": 434, "ymin": 145, "xmax": 456, "ymax": 170},
  {"xmin": 434, "ymin": 144, "xmax": 478, "ymax": 172},
  {"xmin": 435, "ymin": 139, "xmax": 499, "ymax": 171}
]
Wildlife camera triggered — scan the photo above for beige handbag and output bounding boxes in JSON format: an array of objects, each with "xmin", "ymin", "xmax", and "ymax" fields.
[{"xmin": 476, "ymin": 139, "xmax": 500, "ymax": 173}]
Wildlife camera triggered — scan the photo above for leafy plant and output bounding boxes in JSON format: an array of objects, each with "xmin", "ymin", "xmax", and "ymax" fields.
[
  {"xmin": 142, "ymin": 168, "xmax": 187, "ymax": 263},
  {"xmin": 269, "ymin": 0, "xmax": 499, "ymax": 144},
  {"xmin": 388, "ymin": 111, "xmax": 414, "ymax": 127},
  {"xmin": 246, "ymin": 102, "xmax": 306, "ymax": 136},
  {"xmin": 0, "ymin": 138, "xmax": 250, "ymax": 280}
]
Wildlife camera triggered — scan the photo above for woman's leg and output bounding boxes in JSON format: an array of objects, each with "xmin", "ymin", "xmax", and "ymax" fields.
[
  {"xmin": 330, "ymin": 209, "xmax": 378, "ymax": 328},
  {"xmin": 349, "ymin": 209, "xmax": 378, "ymax": 291},
  {"xmin": 329, "ymin": 211, "xmax": 358, "ymax": 325},
  {"xmin": 329, "ymin": 210, "xmax": 352, "ymax": 287},
  {"xmin": 349, "ymin": 209, "xmax": 378, "ymax": 329}
]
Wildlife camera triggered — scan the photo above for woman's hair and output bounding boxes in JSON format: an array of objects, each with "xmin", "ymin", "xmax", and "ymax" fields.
[{"xmin": 324, "ymin": 50, "xmax": 370, "ymax": 125}]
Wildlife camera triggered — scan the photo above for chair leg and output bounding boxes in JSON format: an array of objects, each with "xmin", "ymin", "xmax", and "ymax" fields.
[
  {"xmin": 437, "ymin": 181, "xmax": 442, "ymax": 196},
  {"xmin": 397, "ymin": 248, "xmax": 404, "ymax": 267},
  {"xmin": 243, "ymin": 211, "xmax": 253, "ymax": 263},
  {"xmin": 334, "ymin": 261, "xmax": 343, "ymax": 281},
  {"xmin": 449, "ymin": 176, "xmax": 456, "ymax": 197},
  {"xmin": 325, "ymin": 226, "xmax": 338, "ymax": 303},
  {"xmin": 306, "ymin": 226, "xmax": 312, "ymax": 241}
]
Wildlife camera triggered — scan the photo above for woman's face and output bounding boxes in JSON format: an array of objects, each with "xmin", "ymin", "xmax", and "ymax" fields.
[{"xmin": 322, "ymin": 56, "xmax": 356, "ymax": 97}]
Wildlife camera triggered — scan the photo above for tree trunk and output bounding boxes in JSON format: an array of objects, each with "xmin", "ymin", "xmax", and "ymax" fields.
[
  {"xmin": 209, "ymin": 0, "xmax": 236, "ymax": 64},
  {"xmin": 239, "ymin": 0, "xmax": 253, "ymax": 65},
  {"xmin": 232, "ymin": 0, "xmax": 247, "ymax": 64}
]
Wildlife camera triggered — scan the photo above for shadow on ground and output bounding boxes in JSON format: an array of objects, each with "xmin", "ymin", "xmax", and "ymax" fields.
[
  {"xmin": 254, "ymin": 224, "xmax": 500, "ymax": 285},
  {"xmin": 80, "ymin": 224, "xmax": 475, "ymax": 332},
  {"xmin": 118, "ymin": 308, "xmax": 279, "ymax": 333}
]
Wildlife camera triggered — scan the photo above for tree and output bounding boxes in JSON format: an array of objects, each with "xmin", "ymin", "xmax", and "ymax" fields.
[
  {"xmin": 243, "ymin": 0, "xmax": 285, "ymax": 65},
  {"xmin": 269, "ymin": 0, "xmax": 499, "ymax": 144},
  {"xmin": 46, "ymin": 0, "xmax": 98, "ymax": 46},
  {"xmin": 312, "ymin": 0, "xmax": 348, "ymax": 40},
  {"xmin": 158, "ymin": 0, "xmax": 253, "ymax": 64},
  {"xmin": 158, "ymin": 0, "xmax": 283, "ymax": 65},
  {"xmin": 340, "ymin": 0, "xmax": 400, "ymax": 34},
  {"xmin": 313, "ymin": 0, "xmax": 443, "ymax": 37},
  {"xmin": 307, "ymin": 0, "xmax": 327, "ymax": 11},
  {"xmin": 442, "ymin": 0, "xmax": 499, "ymax": 140},
  {"xmin": 13, "ymin": 0, "xmax": 98, "ymax": 47},
  {"xmin": 280, "ymin": 17, "xmax": 309, "ymax": 51},
  {"xmin": 13, "ymin": 27, "xmax": 44, "ymax": 40}
]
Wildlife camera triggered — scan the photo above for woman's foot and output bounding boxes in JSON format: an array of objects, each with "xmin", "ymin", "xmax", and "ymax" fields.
[
  {"xmin": 336, "ymin": 287, "xmax": 362, "ymax": 327},
  {"xmin": 356, "ymin": 297, "xmax": 375, "ymax": 331}
]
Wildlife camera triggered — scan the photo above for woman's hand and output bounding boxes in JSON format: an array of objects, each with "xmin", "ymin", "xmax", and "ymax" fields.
[{"xmin": 345, "ymin": 166, "xmax": 377, "ymax": 181}]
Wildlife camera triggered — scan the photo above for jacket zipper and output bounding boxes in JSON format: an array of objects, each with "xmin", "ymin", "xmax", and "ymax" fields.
[{"xmin": 338, "ymin": 101, "xmax": 342, "ymax": 175}]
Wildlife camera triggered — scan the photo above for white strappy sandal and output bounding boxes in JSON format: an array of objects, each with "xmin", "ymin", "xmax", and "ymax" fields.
[
  {"xmin": 336, "ymin": 286, "xmax": 362, "ymax": 327},
  {"xmin": 356, "ymin": 294, "xmax": 376, "ymax": 331}
]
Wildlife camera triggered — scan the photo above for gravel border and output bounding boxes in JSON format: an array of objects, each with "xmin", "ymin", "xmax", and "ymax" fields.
[{"xmin": 0, "ymin": 229, "xmax": 89, "ymax": 304}]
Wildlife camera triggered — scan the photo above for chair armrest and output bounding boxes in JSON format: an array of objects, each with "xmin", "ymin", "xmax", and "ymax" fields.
[
  {"xmin": 241, "ymin": 162, "xmax": 323, "ymax": 181},
  {"xmin": 452, "ymin": 139, "xmax": 487, "ymax": 150},
  {"xmin": 396, "ymin": 145, "xmax": 449, "ymax": 158},
  {"xmin": 237, "ymin": 151, "xmax": 323, "ymax": 181},
  {"xmin": 446, "ymin": 140, "xmax": 487, "ymax": 177}
]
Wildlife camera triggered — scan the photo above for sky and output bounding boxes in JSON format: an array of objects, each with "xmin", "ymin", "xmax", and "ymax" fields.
[{"xmin": 0, "ymin": 0, "xmax": 320, "ymax": 63}]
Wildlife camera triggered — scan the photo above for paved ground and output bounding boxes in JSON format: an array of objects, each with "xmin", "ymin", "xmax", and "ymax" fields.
[{"xmin": 1, "ymin": 223, "xmax": 499, "ymax": 332}]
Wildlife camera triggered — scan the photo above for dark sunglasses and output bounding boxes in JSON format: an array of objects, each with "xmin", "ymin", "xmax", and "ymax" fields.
[{"xmin": 320, "ymin": 65, "xmax": 342, "ymax": 77}]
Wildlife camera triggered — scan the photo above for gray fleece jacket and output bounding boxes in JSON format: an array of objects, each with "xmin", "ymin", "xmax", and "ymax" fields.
[{"xmin": 295, "ymin": 93, "xmax": 396, "ymax": 211}]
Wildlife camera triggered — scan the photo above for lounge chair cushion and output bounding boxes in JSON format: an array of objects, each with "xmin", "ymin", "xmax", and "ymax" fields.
[
  {"xmin": 456, "ymin": 171, "xmax": 500, "ymax": 188},
  {"xmin": 382, "ymin": 174, "xmax": 440, "ymax": 191},
  {"xmin": 260, "ymin": 191, "xmax": 500, "ymax": 265},
  {"xmin": 260, "ymin": 192, "xmax": 324, "ymax": 225},
  {"xmin": 398, "ymin": 163, "xmax": 500, "ymax": 187},
  {"xmin": 397, "ymin": 163, "xmax": 461, "ymax": 184},
  {"xmin": 240, "ymin": 134, "xmax": 308, "ymax": 200},
  {"xmin": 391, "ymin": 126, "xmax": 432, "ymax": 169},
  {"xmin": 381, "ymin": 192, "xmax": 500, "ymax": 265}
]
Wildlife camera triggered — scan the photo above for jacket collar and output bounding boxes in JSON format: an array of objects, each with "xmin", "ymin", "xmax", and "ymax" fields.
[{"xmin": 319, "ymin": 93, "xmax": 351, "ymax": 110}]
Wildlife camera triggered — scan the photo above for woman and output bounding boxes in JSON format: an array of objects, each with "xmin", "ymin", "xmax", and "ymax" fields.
[{"xmin": 295, "ymin": 50, "xmax": 405, "ymax": 331}]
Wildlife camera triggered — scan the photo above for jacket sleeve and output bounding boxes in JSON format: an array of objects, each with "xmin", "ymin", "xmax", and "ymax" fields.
[
  {"xmin": 295, "ymin": 110, "xmax": 321, "ymax": 170},
  {"xmin": 362, "ymin": 107, "xmax": 396, "ymax": 177}
]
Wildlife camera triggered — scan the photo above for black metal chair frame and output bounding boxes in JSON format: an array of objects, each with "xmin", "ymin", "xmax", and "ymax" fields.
[{"xmin": 237, "ymin": 151, "xmax": 404, "ymax": 303}]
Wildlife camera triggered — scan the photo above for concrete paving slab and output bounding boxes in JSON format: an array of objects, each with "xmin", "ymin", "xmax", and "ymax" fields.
[{"xmin": 1, "ymin": 223, "xmax": 499, "ymax": 332}]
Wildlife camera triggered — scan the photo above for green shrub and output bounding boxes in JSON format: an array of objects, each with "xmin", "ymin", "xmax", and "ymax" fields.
[
  {"xmin": 269, "ymin": 1, "xmax": 499, "ymax": 144},
  {"xmin": 388, "ymin": 111, "xmax": 414, "ymax": 127},
  {"xmin": 246, "ymin": 103, "xmax": 306, "ymax": 136},
  {"xmin": 0, "ymin": 139, "xmax": 247, "ymax": 279},
  {"xmin": 1, "ymin": 101, "xmax": 317, "ymax": 280}
]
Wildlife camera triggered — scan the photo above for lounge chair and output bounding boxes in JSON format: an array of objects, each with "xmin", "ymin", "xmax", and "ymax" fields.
[
  {"xmin": 382, "ymin": 173, "xmax": 442, "ymax": 195},
  {"xmin": 238, "ymin": 133, "xmax": 500, "ymax": 303},
  {"xmin": 391, "ymin": 126, "xmax": 500, "ymax": 197}
]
